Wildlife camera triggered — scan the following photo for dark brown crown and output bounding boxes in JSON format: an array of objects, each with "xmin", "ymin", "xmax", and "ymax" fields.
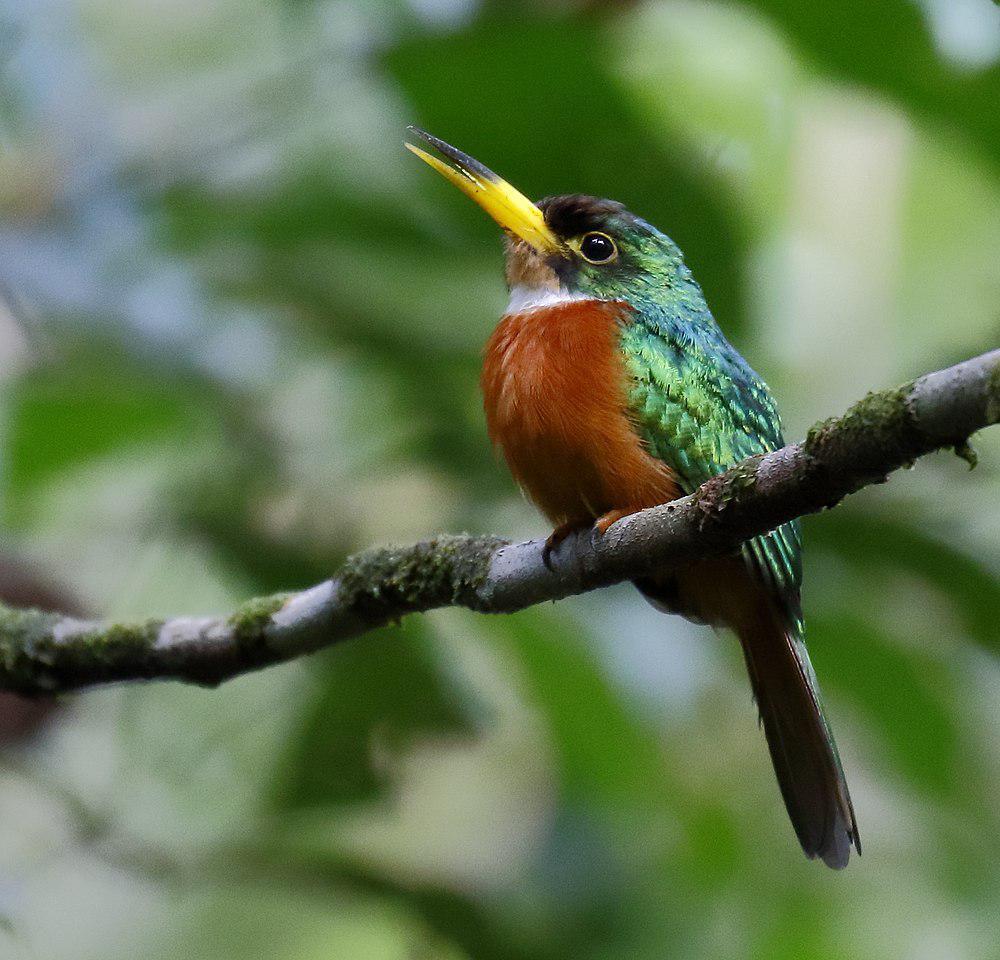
[{"xmin": 537, "ymin": 194, "xmax": 627, "ymax": 240}]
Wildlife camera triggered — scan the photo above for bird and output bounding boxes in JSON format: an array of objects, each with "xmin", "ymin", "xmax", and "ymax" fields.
[{"xmin": 406, "ymin": 126, "xmax": 860, "ymax": 868}]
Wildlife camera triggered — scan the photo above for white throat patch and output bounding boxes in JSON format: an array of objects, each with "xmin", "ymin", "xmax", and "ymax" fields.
[{"xmin": 504, "ymin": 285, "xmax": 596, "ymax": 315}]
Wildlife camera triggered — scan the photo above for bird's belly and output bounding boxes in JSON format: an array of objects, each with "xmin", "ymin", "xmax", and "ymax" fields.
[
  {"xmin": 493, "ymin": 432, "xmax": 616, "ymax": 525},
  {"xmin": 481, "ymin": 299, "xmax": 679, "ymax": 525}
]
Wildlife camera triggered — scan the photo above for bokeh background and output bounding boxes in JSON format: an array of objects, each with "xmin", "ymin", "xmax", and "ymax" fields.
[{"xmin": 1, "ymin": 0, "xmax": 999, "ymax": 957}]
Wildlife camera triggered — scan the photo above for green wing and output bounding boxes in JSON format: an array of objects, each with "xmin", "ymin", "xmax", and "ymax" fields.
[
  {"xmin": 618, "ymin": 303, "xmax": 858, "ymax": 866},
  {"xmin": 618, "ymin": 309, "xmax": 801, "ymax": 616}
]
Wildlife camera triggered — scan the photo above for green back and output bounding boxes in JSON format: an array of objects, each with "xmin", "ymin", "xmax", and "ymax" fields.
[{"xmin": 616, "ymin": 282, "xmax": 802, "ymax": 625}]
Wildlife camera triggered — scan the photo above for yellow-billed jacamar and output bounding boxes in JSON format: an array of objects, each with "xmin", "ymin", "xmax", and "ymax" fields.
[{"xmin": 407, "ymin": 127, "xmax": 859, "ymax": 868}]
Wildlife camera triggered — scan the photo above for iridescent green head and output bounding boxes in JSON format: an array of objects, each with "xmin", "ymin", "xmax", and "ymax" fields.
[
  {"xmin": 526, "ymin": 194, "xmax": 686, "ymax": 301},
  {"xmin": 405, "ymin": 127, "xmax": 688, "ymax": 305}
]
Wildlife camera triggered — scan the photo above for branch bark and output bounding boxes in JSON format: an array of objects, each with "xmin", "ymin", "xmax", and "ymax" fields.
[{"xmin": 2, "ymin": 349, "xmax": 998, "ymax": 695}]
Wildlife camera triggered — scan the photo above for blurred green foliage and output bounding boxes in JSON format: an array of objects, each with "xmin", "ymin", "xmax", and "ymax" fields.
[{"xmin": 0, "ymin": 1, "xmax": 998, "ymax": 958}]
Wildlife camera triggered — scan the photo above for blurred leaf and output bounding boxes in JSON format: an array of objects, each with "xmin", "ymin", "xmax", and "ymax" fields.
[
  {"xmin": 271, "ymin": 618, "xmax": 475, "ymax": 808},
  {"xmin": 6, "ymin": 340, "xmax": 198, "ymax": 504},
  {"xmin": 173, "ymin": 440, "xmax": 349, "ymax": 595},
  {"xmin": 809, "ymin": 612, "xmax": 961, "ymax": 797},
  {"xmin": 486, "ymin": 608, "xmax": 671, "ymax": 812},
  {"xmin": 138, "ymin": 879, "xmax": 464, "ymax": 960},
  {"xmin": 741, "ymin": 0, "xmax": 1000, "ymax": 172},
  {"xmin": 808, "ymin": 510, "xmax": 1000, "ymax": 654},
  {"xmin": 3, "ymin": 332, "xmax": 269, "ymax": 524},
  {"xmin": 159, "ymin": 187, "xmax": 505, "ymax": 492},
  {"xmin": 275, "ymin": 863, "xmax": 550, "ymax": 960}
]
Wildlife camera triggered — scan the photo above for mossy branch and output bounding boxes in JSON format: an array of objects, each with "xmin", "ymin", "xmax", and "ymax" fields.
[{"xmin": 1, "ymin": 349, "xmax": 998, "ymax": 695}]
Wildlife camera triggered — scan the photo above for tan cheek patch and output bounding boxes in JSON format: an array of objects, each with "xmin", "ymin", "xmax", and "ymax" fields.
[{"xmin": 504, "ymin": 238, "xmax": 561, "ymax": 291}]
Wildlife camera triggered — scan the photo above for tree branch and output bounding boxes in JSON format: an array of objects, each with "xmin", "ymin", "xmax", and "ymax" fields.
[{"xmin": 1, "ymin": 349, "xmax": 998, "ymax": 695}]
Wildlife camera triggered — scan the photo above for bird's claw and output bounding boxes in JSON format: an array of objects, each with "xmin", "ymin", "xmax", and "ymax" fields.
[
  {"xmin": 542, "ymin": 522, "xmax": 579, "ymax": 572},
  {"xmin": 542, "ymin": 511, "xmax": 634, "ymax": 571}
]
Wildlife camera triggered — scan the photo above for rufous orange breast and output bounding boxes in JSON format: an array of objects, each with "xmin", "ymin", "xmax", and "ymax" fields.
[{"xmin": 481, "ymin": 298, "xmax": 680, "ymax": 527}]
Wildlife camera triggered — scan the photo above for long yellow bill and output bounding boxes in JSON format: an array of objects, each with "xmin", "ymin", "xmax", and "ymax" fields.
[{"xmin": 405, "ymin": 127, "xmax": 560, "ymax": 254}]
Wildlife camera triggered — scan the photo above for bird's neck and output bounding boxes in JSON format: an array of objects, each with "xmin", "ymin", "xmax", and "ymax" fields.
[{"xmin": 503, "ymin": 283, "xmax": 599, "ymax": 316}]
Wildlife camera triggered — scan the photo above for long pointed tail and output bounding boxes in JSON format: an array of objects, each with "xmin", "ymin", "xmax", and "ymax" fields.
[
  {"xmin": 640, "ymin": 556, "xmax": 860, "ymax": 867},
  {"xmin": 735, "ymin": 600, "xmax": 860, "ymax": 868}
]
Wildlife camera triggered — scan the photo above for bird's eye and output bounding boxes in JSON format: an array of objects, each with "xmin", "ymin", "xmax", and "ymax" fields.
[{"xmin": 579, "ymin": 232, "xmax": 617, "ymax": 264}]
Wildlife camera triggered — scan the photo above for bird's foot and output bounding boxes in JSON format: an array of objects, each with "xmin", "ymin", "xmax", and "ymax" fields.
[
  {"xmin": 542, "ymin": 521, "xmax": 587, "ymax": 571},
  {"xmin": 593, "ymin": 508, "xmax": 632, "ymax": 535},
  {"xmin": 542, "ymin": 511, "xmax": 635, "ymax": 570}
]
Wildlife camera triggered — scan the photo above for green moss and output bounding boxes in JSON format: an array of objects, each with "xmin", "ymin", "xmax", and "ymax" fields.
[
  {"xmin": 338, "ymin": 534, "xmax": 507, "ymax": 618},
  {"xmin": 692, "ymin": 454, "xmax": 762, "ymax": 526},
  {"xmin": 0, "ymin": 604, "xmax": 163, "ymax": 693},
  {"xmin": 228, "ymin": 593, "xmax": 291, "ymax": 643},
  {"xmin": 804, "ymin": 382, "xmax": 917, "ymax": 461},
  {"xmin": 85, "ymin": 619, "xmax": 163, "ymax": 660},
  {"xmin": 0, "ymin": 606, "xmax": 60, "ymax": 680}
]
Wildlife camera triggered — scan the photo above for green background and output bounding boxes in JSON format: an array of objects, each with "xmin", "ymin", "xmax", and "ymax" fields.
[{"xmin": 0, "ymin": 0, "xmax": 999, "ymax": 957}]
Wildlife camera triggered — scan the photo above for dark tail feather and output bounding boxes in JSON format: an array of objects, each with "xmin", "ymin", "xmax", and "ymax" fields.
[{"xmin": 736, "ymin": 603, "xmax": 860, "ymax": 868}]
